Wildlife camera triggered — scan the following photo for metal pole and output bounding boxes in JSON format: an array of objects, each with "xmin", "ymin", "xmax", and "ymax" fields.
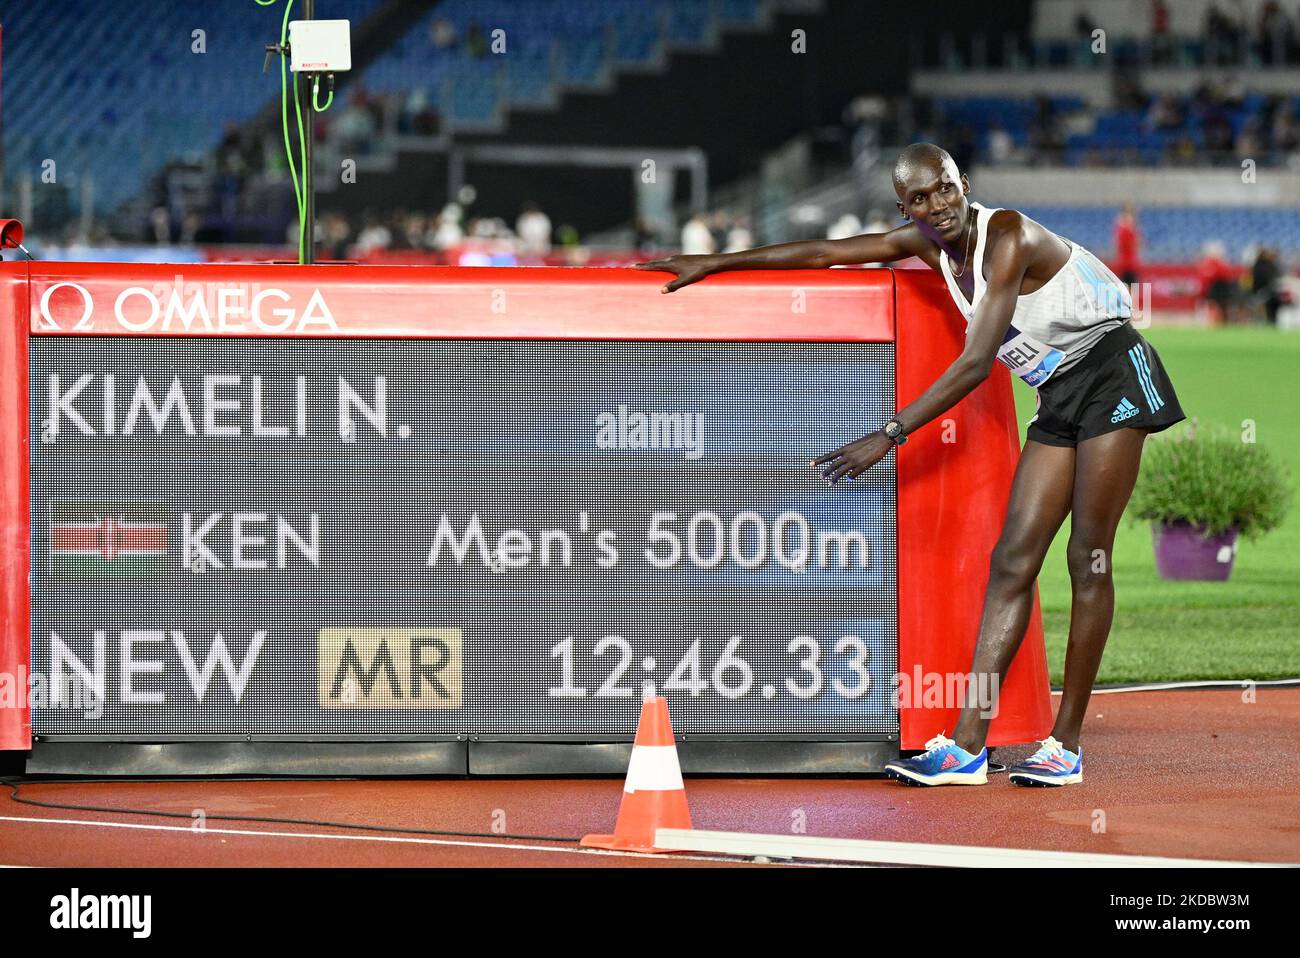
[
  {"xmin": 302, "ymin": 0, "xmax": 315, "ymax": 264},
  {"xmin": 18, "ymin": 174, "xmax": 32, "ymax": 228},
  {"xmin": 690, "ymin": 152, "xmax": 708, "ymax": 216},
  {"xmin": 447, "ymin": 145, "xmax": 464, "ymax": 205},
  {"xmin": 80, "ymin": 174, "xmax": 94, "ymax": 241}
]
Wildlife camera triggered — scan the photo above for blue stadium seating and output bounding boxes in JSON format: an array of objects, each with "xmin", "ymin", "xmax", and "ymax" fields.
[
  {"xmin": 938, "ymin": 92, "xmax": 1300, "ymax": 168},
  {"xmin": 1017, "ymin": 206, "xmax": 1300, "ymax": 261},
  {"xmin": 2, "ymin": 1, "xmax": 768, "ymax": 214},
  {"xmin": 3, "ymin": 0, "xmax": 385, "ymax": 211},
  {"xmin": 358, "ymin": 0, "xmax": 763, "ymax": 123}
]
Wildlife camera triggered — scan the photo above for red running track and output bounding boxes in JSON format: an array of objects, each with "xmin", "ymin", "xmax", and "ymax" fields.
[{"xmin": 0, "ymin": 688, "xmax": 1295, "ymax": 867}]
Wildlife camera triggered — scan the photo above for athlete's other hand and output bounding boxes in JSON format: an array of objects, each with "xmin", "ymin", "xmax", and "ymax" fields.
[
  {"xmin": 634, "ymin": 254, "xmax": 719, "ymax": 293},
  {"xmin": 812, "ymin": 431, "xmax": 893, "ymax": 484}
]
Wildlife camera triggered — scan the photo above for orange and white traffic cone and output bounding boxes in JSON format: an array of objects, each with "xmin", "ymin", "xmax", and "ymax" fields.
[{"xmin": 581, "ymin": 695, "xmax": 692, "ymax": 853}]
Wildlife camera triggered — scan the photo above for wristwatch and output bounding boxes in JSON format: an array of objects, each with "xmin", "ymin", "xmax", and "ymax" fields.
[{"xmin": 883, "ymin": 419, "xmax": 908, "ymax": 446}]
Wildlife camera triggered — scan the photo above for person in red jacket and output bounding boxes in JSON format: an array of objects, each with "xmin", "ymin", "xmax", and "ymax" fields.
[
  {"xmin": 1198, "ymin": 240, "xmax": 1239, "ymax": 325},
  {"xmin": 1113, "ymin": 203, "xmax": 1141, "ymax": 287}
]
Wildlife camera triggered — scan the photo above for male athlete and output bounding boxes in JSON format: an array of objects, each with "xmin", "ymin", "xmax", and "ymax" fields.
[{"xmin": 637, "ymin": 143, "xmax": 1185, "ymax": 787}]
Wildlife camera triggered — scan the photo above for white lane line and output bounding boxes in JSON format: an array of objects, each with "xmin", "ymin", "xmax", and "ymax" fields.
[
  {"xmin": 656, "ymin": 829, "xmax": 1288, "ymax": 868},
  {"xmin": 0, "ymin": 815, "xmax": 842, "ymax": 867},
  {"xmin": 1053, "ymin": 679, "xmax": 1299, "ymax": 695}
]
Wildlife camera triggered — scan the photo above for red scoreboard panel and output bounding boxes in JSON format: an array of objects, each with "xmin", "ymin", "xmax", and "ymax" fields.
[{"xmin": 0, "ymin": 262, "xmax": 1051, "ymax": 775}]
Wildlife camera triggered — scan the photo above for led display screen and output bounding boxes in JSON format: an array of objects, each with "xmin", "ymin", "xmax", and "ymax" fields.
[{"xmin": 30, "ymin": 338, "xmax": 897, "ymax": 739}]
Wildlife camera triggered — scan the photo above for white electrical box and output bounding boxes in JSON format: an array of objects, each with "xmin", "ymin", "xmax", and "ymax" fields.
[{"xmin": 289, "ymin": 20, "xmax": 352, "ymax": 72}]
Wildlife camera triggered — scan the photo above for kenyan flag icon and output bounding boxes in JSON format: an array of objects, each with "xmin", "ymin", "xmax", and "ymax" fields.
[{"xmin": 49, "ymin": 502, "xmax": 169, "ymax": 577}]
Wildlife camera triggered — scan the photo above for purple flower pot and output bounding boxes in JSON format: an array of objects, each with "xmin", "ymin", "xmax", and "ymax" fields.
[{"xmin": 1152, "ymin": 521, "xmax": 1239, "ymax": 581}]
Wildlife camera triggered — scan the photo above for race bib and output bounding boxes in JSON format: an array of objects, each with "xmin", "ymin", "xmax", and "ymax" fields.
[{"xmin": 997, "ymin": 326, "xmax": 1064, "ymax": 387}]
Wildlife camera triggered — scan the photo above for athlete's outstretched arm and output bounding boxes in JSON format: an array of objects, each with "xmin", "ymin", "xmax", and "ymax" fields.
[
  {"xmin": 635, "ymin": 223, "xmax": 930, "ymax": 292},
  {"xmin": 815, "ymin": 218, "xmax": 1032, "ymax": 483}
]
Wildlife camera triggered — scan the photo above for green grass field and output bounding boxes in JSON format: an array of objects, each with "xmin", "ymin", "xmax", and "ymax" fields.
[{"xmin": 1008, "ymin": 326, "xmax": 1300, "ymax": 684}]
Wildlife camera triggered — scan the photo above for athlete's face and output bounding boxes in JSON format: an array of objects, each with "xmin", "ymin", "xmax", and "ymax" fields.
[{"xmin": 895, "ymin": 159, "xmax": 971, "ymax": 243}]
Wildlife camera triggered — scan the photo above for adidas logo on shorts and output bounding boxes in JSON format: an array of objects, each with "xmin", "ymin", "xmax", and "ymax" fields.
[{"xmin": 1111, "ymin": 397, "xmax": 1141, "ymax": 423}]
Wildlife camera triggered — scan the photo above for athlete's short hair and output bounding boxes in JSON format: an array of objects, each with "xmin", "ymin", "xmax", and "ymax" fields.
[{"xmin": 892, "ymin": 143, "xmax": 959, "ymax": 191}]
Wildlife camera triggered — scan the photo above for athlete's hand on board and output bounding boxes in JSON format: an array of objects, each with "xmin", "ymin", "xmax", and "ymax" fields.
[
  {"xmin": 634, "ymin": 254, "xmax": 719, "ymax": 293},
  {"xmin": 812, "ymin": 431, "xmax": 894, "ymax": 484}
]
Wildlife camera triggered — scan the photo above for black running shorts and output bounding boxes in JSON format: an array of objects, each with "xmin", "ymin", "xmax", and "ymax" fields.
[{"xmin": 1026, "ymin": 322, "xmax": 1186, "ymax": 448}]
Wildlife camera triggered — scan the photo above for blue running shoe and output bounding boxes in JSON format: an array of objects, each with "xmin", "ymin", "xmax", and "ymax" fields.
[
  {"xmin": 884, "ymin": 733, "xmax": 988, "ymax": 786},
  {"xmin": 1007, "ymin": 737, "xmax": 1083, "ymax": 787}
]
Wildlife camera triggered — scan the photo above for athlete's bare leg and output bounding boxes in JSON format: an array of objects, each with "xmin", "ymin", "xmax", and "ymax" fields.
[
  {"xmin": 951, "ymin": 440, "xmax": 1076, "ymax": 754},
  {"xmin": 1049, "ymin": 427, "xmax": 1149, "ymax": 752}
]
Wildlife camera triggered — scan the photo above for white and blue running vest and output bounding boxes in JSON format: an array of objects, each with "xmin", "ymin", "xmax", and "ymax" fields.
[{"xmin": 938, "ymin": 202, "xmax": 1131, "ymax": 387}]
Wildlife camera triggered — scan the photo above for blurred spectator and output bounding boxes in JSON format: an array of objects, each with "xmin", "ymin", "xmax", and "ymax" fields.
[
  {"xmin": 1237, "ymin": 115, "xmax": 1267, "ymax": 158},
  {"xmin": 468, "ymin": 216, "xmax": 509, "ymax": 240},
  {"xmin": 1170, "ymin": 132, "xmax": 1199, "ymax": 165},
  {"xmin": 1060, "ymin": 106, "xmax": 1097, "ymax": 144},
  {"xmin": 179, "ymin": 211, "xmax": 202, "ymax": 245},
  {"xmin": 1274, "ymin": 103, "xmax": 1300, "ymax": 154},
  {"xmin": 215, "ymin": 123, "xmax": 247, "ymax": 176},
  {"xmin": 1113, "ymin": 67, "xmax": 1147, "ymax": 112},
  {"xmin": 634, "ymin": 217, "xmax": 659, "ymax": 253},
  {"xmin": 431, "ymin": 203, "xmax": 464, "ymax": 249},
  {"xmin": 987, "ymin": 120, "xmax": 1015, "ymax": 164},
  {"xmin": 384, "ymin": 208, "xmax": 409, "ymax": 250},
  {"xmin": 1190, "ymin": 81, "xmax": 1215, "ymax": 116},
  {"xmin": 711, "ymin": 212, "xmax": 736, "ymax": 252},
  {"xmin": 1147, "ymin": 94, "xmax": 1185, "ymax": 132},
  {"xmin": 1198, "ymin": 240, "xmax": 1240, "ymax": 325},
  {"xmin": 466, "ymin": 22, "xmax": 488, "ymax": 58},
  {"xmin": 431, "ymin": 17, "xmax": 458, "ymax": 50},
  {"xmin": 149, "ymin": 206, "xmax": 171, "ymax": 245},
  {"xmin": 559, "ymin": 242, "xmax": 590, "ymax": 267},
  {"xmin": 1249, "ymin": 247, "xmax": 1284, "ymax": 324},
  {"xmin": 1028, "ymin": 96, "xmax": 1062, "ymax": 160},
  {"xmin": 400, "ymin": 212, "xmax": 430, "ymax": 251},
  {"xmin": 1261, "ymin": 92, "xmax": 1285, "ymax": 131},
  {"xmin": 1151, "ymin": 0, "xmax": 1173, "ymax": 65},
  {"xmin": 1256, "ymin": 2, "xmax": 1292, "ymax": 66},
  {"xmin": 827, "ymin": 213, "xmax": 862, "ymax": 241},
  {"xmin": 1074, "ymin": 7, "xmax": 1097, "ymax": 62},
  {"xmin": 680, "ymin": 213, "xmax": 715, "ymax": 254},
  {"xmin": 1206, "ymin": 3, "xmax": 1245, "ymax": 66},
  {"xmin": 323, "ymin": 212, "xmax": 352, "ymax": 260},
  {"xmin": 335, "ymin": 91, "xmax": 379, "ymax": 156},
  {"xmin": 1220, "ymin": 74, "xmax": 1246, "ymax": 111},
  {"xmin": 1200, "ymin": 101, "xmax": 1234, "ymax": 156},
  {"xmin": 516, "ymin": 202, "xmax": 553, "ymax": 254},
  {"xmin": 724, "ymin": 217, "xmax": 754, "ymax": 253},
  {"xmin": 355, "ymin": 210, "xmax": 392, "ymax": 255},
  {"xmin": 399, "ymin": 88, "xmax": 439, "ymax": 136},
  {"xmin": 556, "ymin": 223, "xmax": 581, "ymax": 248},
  {"xmin": 843, "ymin": 94, "xmax": 889, "ymax": 168},
  {"xmin": 853, "ymin": 210, "xmax": 894, "ymax": 269},
  {"xmin": 864, "ymin": 209, "xmax": 892, "ymax": 234},
  {"xmin": 215, "ymin": 121, "xmax": 249, "ymax": 220},
  {"xmin": 1113, "ymin": 203, "xmax": 1141, "ymax": 286}
]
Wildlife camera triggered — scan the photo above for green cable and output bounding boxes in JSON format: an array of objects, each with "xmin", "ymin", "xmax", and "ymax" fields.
[
  {"xmin": 260, "ymin": 0, "xmax": 305, "ymax": 262},
  {"xmin": 293, "ymin": 55, "xmax": 309, "ymax": 263},
  {"xmin": 313, "ymin": 75, "xmax": 334, "ymax": 112},
  {"xmin": 262, "ymin": 0, "xmax": 332, "ymax": 263}
]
